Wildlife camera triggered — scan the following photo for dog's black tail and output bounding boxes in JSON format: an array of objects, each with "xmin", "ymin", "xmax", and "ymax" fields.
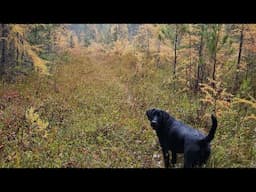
[{"xmin": 201, "ymin": 114, "xmax": 218, "ymax": 144}]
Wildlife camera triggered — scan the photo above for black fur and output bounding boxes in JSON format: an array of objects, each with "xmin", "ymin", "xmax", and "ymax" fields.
[{"xmin": 146, "ymin": 108, "xmax": 217, "ymax": 168}]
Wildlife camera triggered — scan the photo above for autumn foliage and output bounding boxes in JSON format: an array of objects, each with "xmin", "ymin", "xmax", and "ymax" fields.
[{"xmin": 0, "ymin": 24, "xmax": 256, "ymax": 167}]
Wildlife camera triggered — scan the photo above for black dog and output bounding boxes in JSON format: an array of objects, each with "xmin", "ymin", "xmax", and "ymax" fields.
[{"xmin": 146, "ymin": 108, "xmax": 217, "ymax": 168}]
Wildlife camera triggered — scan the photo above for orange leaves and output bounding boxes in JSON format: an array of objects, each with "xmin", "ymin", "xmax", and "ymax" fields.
[
  {"xmin": 233, "ymin": 97, "xmax": 256, "ymax": 108},
  {"xmin": 199, "ymin": 79, "xmax": 234, "ymax": 117},
  {"xmin": 233, "ymin": 97, "xmax": 256, "ymax": 123}
]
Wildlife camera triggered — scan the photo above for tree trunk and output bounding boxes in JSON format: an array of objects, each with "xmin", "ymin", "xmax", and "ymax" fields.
[
  {"xmin": 16, "ymin": 47, "xmax": 19, "ymax": 65},
  {"xmin": 147, "ymin": 27, "xmax": 150, "ymax": 58},
  {"xmin": 48, "ymin": 29, "xmax": 51, "ymax": 53},
  {"xmin": 156, "ymin": 38, "xmax": 161, "ymax": 68},
  {"xmin": 189, "ymin": 24, "xmax": 193, "ymax": 90},
  {"xmin": 115, "ymin": 24, "xmax": 118, "ymax": 41},
  {"xmin": 173, "ymin": 24, "xmax": 178, "ymax": 79},
  {"xmin": 34, "ymin": 25, "xmax": 38, "ymax": 44},
  {"xmin": 0, "ymin": 24, "xmax": 8, "ymax": 78},
  {"xmin": 172, "ymin": 24, "xmax": 178, "ymax": 90},
  {"xmin": 195, "ymin": 24, "xmax": 204, "ymax": 92},
  {"xmin": 233, "ymin": 24, "xmax": 244, "ymax": 94},
  {"xmin": 70, "ymin": 35, "xmax": 74, "ymax": 48},
  {"xmin": 212, "ymin": 24, "xmax": 221, "ymax": 88}
]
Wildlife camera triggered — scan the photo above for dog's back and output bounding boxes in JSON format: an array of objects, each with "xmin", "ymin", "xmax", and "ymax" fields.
[
  {"xmin": 168, "ymin": 114, "xmax": 217, "ymax": 167},
  {"xmin": 168, "ymin": 114, "xmax": 217, "ymax": 142},
  {"xmin": 164, "ymin": 118, "xmax": 205, "ymax": 152}
]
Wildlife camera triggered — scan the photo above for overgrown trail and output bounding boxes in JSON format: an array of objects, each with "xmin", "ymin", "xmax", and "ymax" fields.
[
  {"xmin": 47, "ymin": 49, "xmax": 159, "ymax": 168},
  {"xmin": 59, "ymin": 50, "xmax": 138, "ymax": 126},
  {"xmin": 88, "ymin": 52, "xmax": 137, "ymax": 108},
  {"xmin": 2, "ymin": 48, "xmax": 254, "ymax": 168}
]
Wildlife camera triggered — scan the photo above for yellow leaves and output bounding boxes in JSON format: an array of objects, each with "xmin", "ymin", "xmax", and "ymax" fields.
[
  {"xmin": 110, "ymin": 40, "xmax": 129, "ymax": 56},
  {"xmin": 200, "ymin": 97, "xmax": 214, "ymax": 105},
  {"xmin": 244, "ymin": 115, "xmax": 256, "ymax": 121},
  {"xmin": 25, "ymin": 107, "xmax": 39, "ymax": 123},
  {"xmin": 52, "ymin": 25, "xmax": 74, "ymax": 51},
  {"xmin": 233, "ymin": 97, "xmax": 256, "ymax": 123},
  {"xmin": 7, "ymin": 25, "xmax": 26, "ymax": 54},
  {"xmin": 199, "ymin": 83, "xmax": 217, "ymax": 106},
  {"xmin": 26, "ymin": 48, "xmax": 49, "ymax": 75},
  {"xmin": 110, "ymin": 24, "xmax": 129, "ymax": 40},
  {"xmin": 5, "ymin": 24, "xmax": 50, "ymax": 75},
  {"xmin": 25, "ymin": 107, "xmax": 49, "ymax": 130},
  {"xmin": 86, "ymin": 42, "xmax": 107, "ymax": 55},
  {"xmin": 233, "ymin": 97, "xmax": 256, "ymax": 109},
  {"xmin": 232, "ymin": 97, "xmax": 256, "ymax": 123},
  {"xmin": 25, "ymin": 107, "xmax": 49, "ymax": 138},
  {"xmin": 11, "ymin": 24, "xmax": 26, "ymax": 36},
  {"xmin": 199, "ymin": 79, "xmax": 235, "ymax": 118},
  {"xmin": 200, "ymin": 83, "xmax": 217, "ymax": 95}
]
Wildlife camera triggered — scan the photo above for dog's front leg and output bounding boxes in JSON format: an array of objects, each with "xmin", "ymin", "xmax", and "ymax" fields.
[{"xmin": 162, "ymin": 149, "xmax": 170, "ymax": 168}]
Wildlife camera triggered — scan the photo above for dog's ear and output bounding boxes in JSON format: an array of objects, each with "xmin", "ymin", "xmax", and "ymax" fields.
[
  {"xmin": 146, "ymin": 109, "xmax": 152, "ymax": 120},
  {"xmin": 146, "ymin": 108, "xmax": 155, "ymax": 120},
  {"xmin": 160, "ymin": 110, "xmax": 170, "ymax": 123}
]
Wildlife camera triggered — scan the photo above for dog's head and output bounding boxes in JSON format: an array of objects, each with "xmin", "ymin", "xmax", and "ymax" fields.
[{"xmin": 146, "ymin": 108, "xmax": 170, "ymax": 130}]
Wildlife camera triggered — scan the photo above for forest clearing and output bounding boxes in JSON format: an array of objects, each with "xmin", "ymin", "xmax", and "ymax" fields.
[{"xmin": 0, "ymin": 24, "xmax": 256, "ymax": 167}]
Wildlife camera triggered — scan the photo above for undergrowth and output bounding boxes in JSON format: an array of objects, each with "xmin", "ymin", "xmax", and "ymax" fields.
[{"xmin": 0, "ymin": 48, "xmax": 255, "ymax": 168}]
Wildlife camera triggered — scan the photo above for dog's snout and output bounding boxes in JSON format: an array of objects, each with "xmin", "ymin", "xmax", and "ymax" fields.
[{"xmin": 151, "ymin": 120, "xmax": 157, "ymax": 127}]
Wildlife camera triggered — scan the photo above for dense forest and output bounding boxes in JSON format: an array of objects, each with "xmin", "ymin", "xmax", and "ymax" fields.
[{"xmin": 0, "ymin": 24, "xmax": 255, "ymax": 167}]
